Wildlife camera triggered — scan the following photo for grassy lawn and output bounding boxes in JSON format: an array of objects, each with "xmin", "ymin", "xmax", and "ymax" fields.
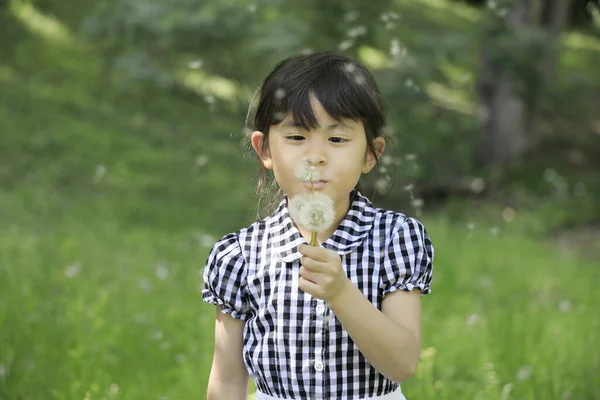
[{"xmin": 1, "ymin": 187, "xmax": 599, "ymax": 399}]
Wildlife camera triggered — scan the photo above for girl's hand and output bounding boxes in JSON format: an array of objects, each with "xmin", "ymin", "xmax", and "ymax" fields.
[{"xmin": 298, "ymin": 244, "xmax": 351, "ymax": 303}]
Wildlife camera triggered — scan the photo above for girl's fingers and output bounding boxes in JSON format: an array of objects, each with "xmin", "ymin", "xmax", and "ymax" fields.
[
  {"xmin": 298, "ymin": 276, "xmax": 320, "ymax": 294},
  {"xmin": 299, "ymin": 266, "xmax": 320, "ymax": 283},
  {"xmin": 301, "ymin": 256, "xmax": 328, "ymax": 272}
]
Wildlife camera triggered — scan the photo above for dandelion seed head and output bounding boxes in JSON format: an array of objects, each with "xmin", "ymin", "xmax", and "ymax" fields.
[
  {"xmin": 411, "ymin": 198, "xmax": 424, "ymax": 208},
  {"xmin": 343, "ymin": 62, "xmax": 357, "ymax": 74},
  {"xmin": 188, "ymin": 60, "xmax": 203, "ymax": 69},
  {"xmin": 289, "ymin": 193, "xmax": 335, "ymax": 233},
  {"xmin": 94, "ymin": 165, "xmax": 106, "ymax": 183},
  {"xmin": 502, "ymin": 207, "xmax": 516, "ymax": 222},
  {"xmin": 196, "ymin": 155, "xmax": 209, "ymax": 168},
  {"xmin": 198, "ymin": 233, "xmax": 215, "ymax": 248},
  {"xmin": 471, "ymin": 177, "xmax": 486, "ymax": 193},
  {"xmin": 375, "ymin": 178, "xmax": 391, "ymax": 194},
  {"xmin": 294, "ymin": 159, "xmax": 320, "ymax": 183},
  {"xmin": 274, "ymin": 88, "xmax": 286, "ymax": 100},
  {"xmin": 339, "ymin": 40, "xmax": 354, "ymax": 51},
  {"xmin": 347, "ymin": 26, "xmax": 366, "ymax": 38},
  {"xmin": 353, "ymin": 73, "xmax": 366, "ymax": 85}
]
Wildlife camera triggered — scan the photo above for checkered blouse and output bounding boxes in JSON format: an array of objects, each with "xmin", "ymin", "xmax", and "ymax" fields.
[{"xmin": 202, "ymin": 190, "xmax": 434, "ymax": 399}]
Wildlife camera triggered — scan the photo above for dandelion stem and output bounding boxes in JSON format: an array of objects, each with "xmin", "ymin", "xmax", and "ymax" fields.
[{"xmin": 310, "ymin": 231, "xmax": 317, "ymax": 246}]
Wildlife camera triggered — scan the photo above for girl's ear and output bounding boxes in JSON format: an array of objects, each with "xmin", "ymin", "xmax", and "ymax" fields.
[
  {"xmin": 362, "ymin": 137, "xmax": 386, "ymax": 173},
  {"xmin": 251, "ymin": 131, "xmax": 273, "ymax": 169}
]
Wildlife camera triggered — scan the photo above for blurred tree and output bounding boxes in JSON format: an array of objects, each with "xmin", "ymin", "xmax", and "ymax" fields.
[
  {"xmin": 453, "ymin": 0, "xmax": 600, "ymax": 30},
  {"xmin": 475, "ymin": 0, "xmax": 570, "ymax": 172}
]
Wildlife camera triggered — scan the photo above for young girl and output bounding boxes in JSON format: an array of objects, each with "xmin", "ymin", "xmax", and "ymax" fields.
[{"xmin": 202, "ymin": 51, "xmax": 434, "ymax": 400}]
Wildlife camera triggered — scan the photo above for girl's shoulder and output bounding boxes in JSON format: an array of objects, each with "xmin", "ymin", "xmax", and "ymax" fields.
[
  {"xmin": 370, "ymin": 205, "xmax": 428, "ymax": 236},
  {"xmin": 209, "ymin": 217, "xmax": 272, "ymax": 259}
]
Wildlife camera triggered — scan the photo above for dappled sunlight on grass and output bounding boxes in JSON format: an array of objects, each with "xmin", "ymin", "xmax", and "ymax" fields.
[
  {"xmin": 11, "ymin": 0, "xmax": 75, "ymax": 44},
  {"xmin": 563, "ymin": 31, "xmax": 600, "ymax": 52},
  {"xmin": 358, "ymin": 46, "xmax": 390, "ymax": 70},
  {"xmin": 416, "ymin": 0, "xmax": 480, "ymax": 22},
  {"xmin": 426, "ymin": 81, "xmax": 475, "ymax": 115},
  {"xmin": 177, "ymin": 69, "xmax": 239, "ymax": 101}
]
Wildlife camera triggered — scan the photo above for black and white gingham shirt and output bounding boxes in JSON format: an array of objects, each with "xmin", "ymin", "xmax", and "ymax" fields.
[{"xmin": 202, "ymin": 190, "xmax": 434, "ymax": 399}]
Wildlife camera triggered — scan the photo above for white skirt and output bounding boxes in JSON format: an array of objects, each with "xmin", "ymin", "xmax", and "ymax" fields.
[{"xmin": 254, "ymin": 386, "xmax": 407, "ymax": 400}]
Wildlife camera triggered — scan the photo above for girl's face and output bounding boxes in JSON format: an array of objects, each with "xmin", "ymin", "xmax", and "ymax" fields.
[{"xmin": 251, "ymin": 94, "xmax": 385, "ymax": 221}]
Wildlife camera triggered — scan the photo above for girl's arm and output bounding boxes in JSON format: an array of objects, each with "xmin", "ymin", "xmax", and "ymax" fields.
[
  {"xmin": 328, "ymin": 285, "xmax": 422, "ymax": 383},
  {"xmin": 206, "ymin": 306, "xmax": 249, "ymax": 400}
]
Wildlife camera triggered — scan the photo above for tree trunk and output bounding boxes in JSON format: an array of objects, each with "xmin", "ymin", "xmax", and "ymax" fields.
[{"xmin": 475, "ymin": 0, "xmax": 570, "ymax": 171}]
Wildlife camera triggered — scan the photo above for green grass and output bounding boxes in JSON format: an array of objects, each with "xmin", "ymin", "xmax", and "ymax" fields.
[{"xmin": 1, "ymin": 190, "xmax": 599, "ymax": 399}]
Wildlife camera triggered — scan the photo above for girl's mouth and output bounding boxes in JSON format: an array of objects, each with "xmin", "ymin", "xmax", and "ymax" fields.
[{"xmin": 304, "ymin": 180, "xmax": 327, "ymax": 190}]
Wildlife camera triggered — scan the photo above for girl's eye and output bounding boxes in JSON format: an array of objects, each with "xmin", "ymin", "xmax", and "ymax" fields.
[
  {"xmin": 286, "ymin": 135, "xmax": 305, "ymax": 141},
  {"xmin": 329, "ymin": 137, "xmax": 348, "ymax": 143}
]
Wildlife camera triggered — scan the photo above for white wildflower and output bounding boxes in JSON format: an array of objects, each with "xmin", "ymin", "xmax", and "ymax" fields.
[
  {"xmin": 558, "ymin": 300, "xmax": 571, "ymax": 313},
  {"xmin": 516, "ymin": 365, "xmax": 531, "ymax": 381},
  {"xmin": 64, "ymin": 263, "xmax": 81, "ymax": 278},
  {"xmin": 155, "ymin": 264, "xmax": 169, "ymax": 280},
  {"xmin": 289, "ymin": 193, "xmax": 335, "ymax": 233},
  {"xmin": 466, "ymin": 313, "xmax": 479, "ymax": 327},
  {"xmin": 108, "ymin": 384, "xmax": 119, "ymax": 396}
]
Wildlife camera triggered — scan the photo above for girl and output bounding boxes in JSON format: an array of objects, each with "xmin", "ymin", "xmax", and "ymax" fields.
[{"xmin": 202, "ymin": 51, "xmax": 434, "ymax": 400}]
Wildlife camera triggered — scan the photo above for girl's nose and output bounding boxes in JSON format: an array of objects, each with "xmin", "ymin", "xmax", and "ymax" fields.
[
  {"xmin": 305, "ymin": 154, "xmax": 327, "ymax": 166},
  {"xmin": 305, "ymin": 143, "xmax": 327, "ymax": 166}
]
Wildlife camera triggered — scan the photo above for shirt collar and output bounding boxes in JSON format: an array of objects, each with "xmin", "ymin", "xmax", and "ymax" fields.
[{"xmin": 267, "ymin": 190, "xmax": 376, "ymax": 263}]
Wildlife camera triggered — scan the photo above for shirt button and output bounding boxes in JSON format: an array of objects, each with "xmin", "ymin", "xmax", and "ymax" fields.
[
  {"xmin": 315, "ymin": 304, "xmax": 325, "ymax": 315},
  {"xmin": 314, "ymin": 360, "xmax": 324, "ymax": 372}
]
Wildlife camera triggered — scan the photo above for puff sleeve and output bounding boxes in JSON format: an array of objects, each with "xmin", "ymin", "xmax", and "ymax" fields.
[
  {"xmin": 202, "ymin": 233, "xmax": 251, "ymax": 320},
  {"xmin": 380, "ymin": 217, "xmax": 434, "ymax": 296}
]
